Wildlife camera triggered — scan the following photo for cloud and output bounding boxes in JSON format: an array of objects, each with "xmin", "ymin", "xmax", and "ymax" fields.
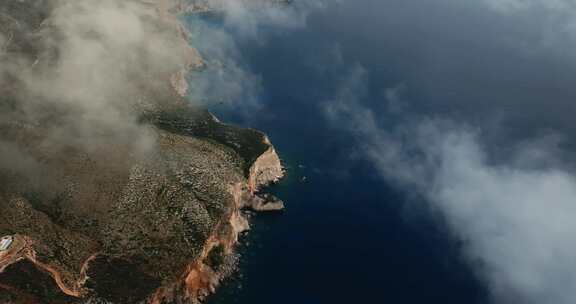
[
  {"xmin": 191, "ymin": 0, "xmax": 327, "ymax": 37},
  {"xmin": 482, "ymin": 0, "xmax": 575, "ymax": 13},
  {"xmin": 0, "ymin": 0, "xmax": 191, "ymax": 180},
  {"xmin": 301, "ymin": 0, "xmax": 576, "ymax": 147},
  {"xmin": 324, "ymin": 65, "xmax": 576, "ymax": 304},
  {"xmin": 184, "ymin": 0, "xmax": 326, "ymax": 116},
  {"xmin": 185, "ymin": 15, "xmax": 263, "ymax": 113},
  {"xmin": 317, "ymin": 2, "xmax": 576, "ymax": 300}
]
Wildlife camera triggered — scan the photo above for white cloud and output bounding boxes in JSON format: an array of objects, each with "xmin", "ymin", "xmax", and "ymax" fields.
[
  {"xmin": 185, "ymin": 0, "xmax": 327, "ymax": 115},
  {"xmin": 482, "ymin": 0, "xmax": 574, "ymax": 13},
  {"xmin": 324, "ymin": 65, "xmax": 576, "ymax": 304},
  {"xmin": 0, "ymin": 0, "xmax": 191, "ymax": 176},
  {"xmin": 193, "ymin": 0, "xmax": 328, "ymax": 37}
]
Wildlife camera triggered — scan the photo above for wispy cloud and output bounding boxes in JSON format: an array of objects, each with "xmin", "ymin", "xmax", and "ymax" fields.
[
  {"xmin": 324, "ymin": 65, "xmax": 576, "ymax": 304},
  {"xmin": 0, "ymin": 0, "xmax": 191, "ymax": 180},
  {"xmin": 185, "ymin": 0, "xmax": 327, "ymax": 116}
]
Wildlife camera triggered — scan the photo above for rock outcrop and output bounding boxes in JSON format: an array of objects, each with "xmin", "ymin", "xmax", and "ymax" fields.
[
  {"xmin": 248, "ymin": 138, "xmax": 285, "ymax": 193},
  {"xmin": 245, "ymin": 193, "xmax": 285, "ymax": 212}
]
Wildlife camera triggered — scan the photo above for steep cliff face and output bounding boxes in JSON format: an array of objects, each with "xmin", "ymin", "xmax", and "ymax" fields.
[
  {"xmin": 145, "ymin": 135, "xmax": 284, "ymax": 304},
  {"xmin": 248, "ymin": 139, "xmax": 284, "ymax": 193},
  {"xmin": 0, "ymin": 0, "xmax": 284, "ymax": 303}
]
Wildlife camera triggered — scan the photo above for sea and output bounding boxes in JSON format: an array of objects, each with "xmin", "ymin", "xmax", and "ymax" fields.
[{"xmin": 183, "ymin": 2, "xmax": 487, "ymax": 303}]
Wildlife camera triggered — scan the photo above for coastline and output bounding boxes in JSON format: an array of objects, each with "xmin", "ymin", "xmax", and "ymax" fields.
[
  {"xmin": 0, "ymin": 1, "xmax": 286, "ymax": 303},
  {"xmin": 153, "ymin": 3, "xmax": 287, "ymax": 301}
]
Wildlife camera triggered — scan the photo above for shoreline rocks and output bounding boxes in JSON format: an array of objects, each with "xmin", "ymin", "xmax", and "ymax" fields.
[{"xmin": 245, "ymin": 193, "xmax": 285, "ymax": 212}]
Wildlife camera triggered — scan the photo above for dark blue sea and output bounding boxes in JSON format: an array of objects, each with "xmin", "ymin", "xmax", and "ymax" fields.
[{"xmin": 184, "ymin": 2, "xmax": 487, "ymax": 303}]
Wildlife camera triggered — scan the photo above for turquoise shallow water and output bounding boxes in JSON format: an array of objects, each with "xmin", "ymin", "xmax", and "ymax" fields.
[{"xmin": 183, "ymin": 4, "xmax": 487, "ymax": 304}]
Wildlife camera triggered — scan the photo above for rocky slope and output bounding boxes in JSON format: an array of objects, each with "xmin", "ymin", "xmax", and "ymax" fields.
[{"xmin": 0, "ymin": 0, "xmax": 284, "ymax": 303}]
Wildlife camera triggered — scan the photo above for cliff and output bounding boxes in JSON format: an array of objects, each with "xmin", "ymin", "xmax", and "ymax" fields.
[{"xmin": 0, "ymin": 0, "xmax": 284, "ymax": 303}]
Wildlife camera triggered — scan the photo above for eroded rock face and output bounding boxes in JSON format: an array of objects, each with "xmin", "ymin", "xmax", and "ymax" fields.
[
  {"xmin": 248, "ymin": 141, "xmax": 285, "ymax": 193},
  {"xmin": 0, "ymin": 0, "xmax": 284, "ymax": 303}
]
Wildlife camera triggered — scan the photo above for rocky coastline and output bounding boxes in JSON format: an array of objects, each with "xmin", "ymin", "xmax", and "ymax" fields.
[{"xmin": 0, "ymin": 0, "xmax": 285, "ymax": 303}]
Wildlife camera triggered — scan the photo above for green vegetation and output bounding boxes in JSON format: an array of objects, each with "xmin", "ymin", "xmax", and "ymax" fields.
[
  {"xmin": 145, "ymin": 107, "xmax": 269, "ymax": 176},
  {"xmin": 206, "ymin": 244, "xmax": 226, "ymax": 271}
]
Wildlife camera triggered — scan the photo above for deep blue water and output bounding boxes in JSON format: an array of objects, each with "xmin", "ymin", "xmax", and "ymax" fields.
[{"xmin": 184, "ymin": 4, "xmax": 487, "ymax": 304}]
